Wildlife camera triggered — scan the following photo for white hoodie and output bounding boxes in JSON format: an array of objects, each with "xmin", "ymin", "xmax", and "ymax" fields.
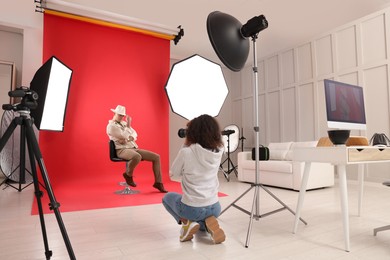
[{"xmin": 170, "ymin": 143, "xmax": 223, "ymax": 207}]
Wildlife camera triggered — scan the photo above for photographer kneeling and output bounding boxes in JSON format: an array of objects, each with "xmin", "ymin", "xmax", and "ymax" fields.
[{"xmin": 162, "ymin": 114, "xmax": 225, "ymax": 244}]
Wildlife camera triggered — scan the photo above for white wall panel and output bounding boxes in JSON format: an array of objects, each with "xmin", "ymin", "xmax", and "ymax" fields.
[
  {"xmin": 282, "ymin": 87, "xmax": 297, "ymax": 141},
  {"xmin": 232, "ymin": 99, "xmax": 242, "ymax": 131},
  {"xmin": 363, "ymin": 65, "xmax": 389, "ymax": 135},
  {"xmin": 297, "ymin": 43, "xmax": 313, "ymax": 81},
  {"xmin": 280, "ymin": 50, "xmax": 294, "ymax": 87},
  {"xmin": 242, "ymin": 66, "xmax": 253, "ymax": 98},
  {"xmin": 258, "ymin": 61, "xmax": 266, "ymax": 92},
  {"xmin": 243, "ymin": 96, "xmax": 254, "ymax": 147},
  {"xmin": 361, "ymin": 14, "xmax": 387, "ymax": 65},
  {"xmin": 259, "ymin": 93, "xmax": 267, "ymax": 145},
  {"xmin": 315, "ymin": 35, "xmax": 333, "ymax": 76},
  {"xmin": 266, "ymin": 55, "xmax": 279, "ymax": 90},
  {"xmin": 298, "ymin": 83, "xmax": 315, "ymax": 140},
  {"xmin": 230, "ymin": 70, "xmax": 241, "ymax": 99},
  {"xmin": 268, "ymin": 91, "xmax": 281, "ymax": 142},
  {"xmin": 335, "ymin": 26, "xmax": 357, "ymax": 70},
  {"xmin": 338, "ymin": 72, "xmax": 359, "ymax": 85}
]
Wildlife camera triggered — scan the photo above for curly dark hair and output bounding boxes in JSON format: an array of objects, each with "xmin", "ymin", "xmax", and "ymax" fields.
[{"xmin": 185, "ymin": 114, "xmax": 223, "ymax": 150}]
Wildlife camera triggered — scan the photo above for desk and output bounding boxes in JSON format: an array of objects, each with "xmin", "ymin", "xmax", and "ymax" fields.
[{"xmin": 292, "ymin": 146, "xmax": 390, "ymax": 252}]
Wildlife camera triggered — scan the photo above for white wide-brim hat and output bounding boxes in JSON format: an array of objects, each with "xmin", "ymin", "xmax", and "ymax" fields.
[{"xmin": 111, "ymin": 105, "xmax": 126, "ymax": 116}]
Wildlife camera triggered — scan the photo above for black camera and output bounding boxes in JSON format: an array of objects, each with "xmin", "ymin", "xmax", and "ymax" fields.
[
  {"xmin": 221, "ymin": 129, "xmax": 235, "ymax": 136},
  {"xmin": 2, "ymin": 87, "xmax": 39, "ymax": 112},
  {"xmin": 178, "ymin": 128, "xmax": 236, "ymax": 138},
  {"xmin": 178, "ymin": 128, "xmax": 187, "ymax": 138}
]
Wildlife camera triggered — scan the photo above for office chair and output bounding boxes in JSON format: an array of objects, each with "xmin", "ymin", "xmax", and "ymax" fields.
[
  {"xmin": 108, "ymin": 140, "xmax": 139, "ymax": 195},
  {"xmin": 373, "ymin": 180, "xmax": 390, "ymax": 235}
]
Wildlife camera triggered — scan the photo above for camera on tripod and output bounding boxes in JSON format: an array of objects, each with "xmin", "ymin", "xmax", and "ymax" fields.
[
  {"xmin": 177, "ymin": 128, "xmax": 236, "ymax": 138},
  {"xmin": 2, "ymin": 87, "xmax": 39, "ymax": 112}
]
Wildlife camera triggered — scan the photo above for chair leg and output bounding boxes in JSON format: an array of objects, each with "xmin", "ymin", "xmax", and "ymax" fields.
[
  {"xmin": 114, "ymin": 186, "xmax": 140, "ymax": 195},
  {"xmin": 374, "ymin": 224, "xmax": 390, "ymax": 236},
  {"xmin": 114, "ymin": 164, "xmax": 139, "ymax": 195}
]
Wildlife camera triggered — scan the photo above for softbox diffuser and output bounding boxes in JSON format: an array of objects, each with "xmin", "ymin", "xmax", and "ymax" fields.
[
  {"xmin": 30, "ymin": 56, "xmax": 73, "ymax": 131},
  {"xmin": 165, "ymin": 54, "xmax": 228, "ymax": 120}
]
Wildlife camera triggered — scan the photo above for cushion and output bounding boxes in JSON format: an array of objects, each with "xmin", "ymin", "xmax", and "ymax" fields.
[
  {"xmin": 268, "ymin": 142, "xmax": 293, "ymax": 160},
  {"xmin": 285, "ymin": 141, "xmax": 317, "ymax": 161}
]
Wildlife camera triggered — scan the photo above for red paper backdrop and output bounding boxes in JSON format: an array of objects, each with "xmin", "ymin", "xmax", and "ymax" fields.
[{"xmin": 39, "ymin": 13, "xmax": 170, "ymax": 187}]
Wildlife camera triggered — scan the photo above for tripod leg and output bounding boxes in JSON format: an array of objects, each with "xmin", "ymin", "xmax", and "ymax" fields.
[
  {"xmin": 26, "ymin": 134, "xmax": 52, "ymax": 260},
  {"xmin": 0, "ymin": 118, "xmax": 18, "ymax": 189},
  {"xmin": 24, "ymin": 119, "xmax": 76, "ymax": 260},
  {"xmin": 18, "ymin": 122, "xmax": 26, "ymax": 190},
  {"xmin": 0, "ymin": 117, "xmax": 18, "ymax": 152},
  {"xmin": 227, "ymin": 157, "xmax": 238, "ymax": 177},
  {"xmin": 220, "ymin": 158, "xmax": 230, "ymax": 181},
  {"xmin": 0, "ymin": 117, "xmax": 32, "ymax": 191}
]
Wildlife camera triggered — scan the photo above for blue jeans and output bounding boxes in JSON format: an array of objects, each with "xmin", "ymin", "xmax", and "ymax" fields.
[{"xmin": 162, "ymin": 192, "xmax": 221, "ymax": 231}]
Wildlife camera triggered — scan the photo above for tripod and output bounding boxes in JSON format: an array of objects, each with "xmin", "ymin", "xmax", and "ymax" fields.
[
  {"xmin": 239, "ymin": 127, "xmax": 246, "ymax": 152},
  {"xmin": 219, "ymin": 131, "xmax": 238, "ymax": 181},
  {"xmin": 0, "ymin": 109, "xmax": 76, "ymax": 259},
  {"xmin": 0, "ymin": 111, "xmax": 34, "ymax": 191},
  {"xmin": 220, "ymin": 35, "xmax": 307, "ymax": 248}
]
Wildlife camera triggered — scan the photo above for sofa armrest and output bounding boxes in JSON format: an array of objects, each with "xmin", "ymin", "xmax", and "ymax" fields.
[
  {"xmin": 237, "ymin": 152, "xmax": 252, "ymax": 179},
  {"xmin": 238, "ymin": 151, "xmax": 252, "ymax": 161}
]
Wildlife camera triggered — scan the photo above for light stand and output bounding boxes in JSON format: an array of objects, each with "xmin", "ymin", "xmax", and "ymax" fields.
[
  {"xmin": 219, "ymin": 130, "xmax": 238, "ymax": 181},
  {"xmin": 207, "ymin": 11, "xmax": 307, "ymax": 248},
  {"xmin": 0, "ymin": 111, "xmax": 34, "ymax": 191},
  {"xmin": 0, "ymin": 97, "xmax": 75, "ymax": 259},
  {"xmin": 239, "ymin": 127, "xmax": 246, "ymax": 152},
  {"xmin": 220, "ymin": 35, "xmax": 307, "ymax": 247}
]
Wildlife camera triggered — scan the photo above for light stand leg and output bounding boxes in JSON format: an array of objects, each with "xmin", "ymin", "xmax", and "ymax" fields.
[
  {"xmin": 0, "ymin": 119, "xmax": 17, "ymax": 189},
  {"xmin": 245, "ymin": 185, "xmax": 260, "ymax": 247},
  {"xmin": 0, "ymin": 116, "xmax": 33, "ymax": 191},
  {"xmin": 24, "ymin": 118, "xmax": 76, "ymax": 259}
]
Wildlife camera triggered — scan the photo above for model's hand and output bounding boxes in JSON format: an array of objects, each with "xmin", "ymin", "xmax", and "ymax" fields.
[
  {"xmin": 119, "ymin": 138, "xmax": 127, "ymax": 144},
  {"xmin": 126, "ymin": 115, "xmax": 132, "ymax": 126}
]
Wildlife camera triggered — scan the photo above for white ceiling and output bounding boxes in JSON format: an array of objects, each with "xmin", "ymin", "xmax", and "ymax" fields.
[{"xmin": 65, "ymin": 0, "xmax": 390, "ymax": 66}]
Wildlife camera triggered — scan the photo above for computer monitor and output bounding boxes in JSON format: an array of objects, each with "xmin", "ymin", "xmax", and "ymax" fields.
[{"xmin": 324, "ymin": 79, "xmax": 366, "ymax": 130}]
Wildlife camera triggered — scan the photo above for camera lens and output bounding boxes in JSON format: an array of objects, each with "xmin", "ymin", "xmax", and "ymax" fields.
[{"xmin": 178, "ymin": 128, "xmax": 186, "ymax": 138}]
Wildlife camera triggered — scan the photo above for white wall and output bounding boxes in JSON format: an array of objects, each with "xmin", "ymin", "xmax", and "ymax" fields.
[
  {"xmin": 233, "ymin": 7, "xmax": 390, "ymax": 183},
  {"xmin": 1, "ymin": 1, "xmax": 43, "ymax": 86}
]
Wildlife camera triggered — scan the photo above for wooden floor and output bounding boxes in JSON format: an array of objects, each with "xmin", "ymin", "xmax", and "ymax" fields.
[{"xmin": 0, "ymin": 174, "xmax": 390, "ymax": 260}]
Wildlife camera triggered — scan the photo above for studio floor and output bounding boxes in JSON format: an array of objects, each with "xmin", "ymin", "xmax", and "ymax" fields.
[{"xmin": 0, "ymin": 173, "xmax": 390, "ymax": 260}]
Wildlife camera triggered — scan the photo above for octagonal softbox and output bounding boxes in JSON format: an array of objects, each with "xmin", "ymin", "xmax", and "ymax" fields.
[{"xmin": 165, "ymin": 54, "xmax": 228, "ymax": 120}]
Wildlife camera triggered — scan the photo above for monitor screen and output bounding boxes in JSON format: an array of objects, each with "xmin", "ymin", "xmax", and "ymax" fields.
[{"xmin": 324, "ymin": 79, "xmax": 366, "ymax": 130}]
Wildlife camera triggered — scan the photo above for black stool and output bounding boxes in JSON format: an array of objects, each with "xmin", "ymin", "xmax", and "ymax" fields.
[{"xmin": 109, "ymin": 140, "xmax": 139, "ymax": 195}]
